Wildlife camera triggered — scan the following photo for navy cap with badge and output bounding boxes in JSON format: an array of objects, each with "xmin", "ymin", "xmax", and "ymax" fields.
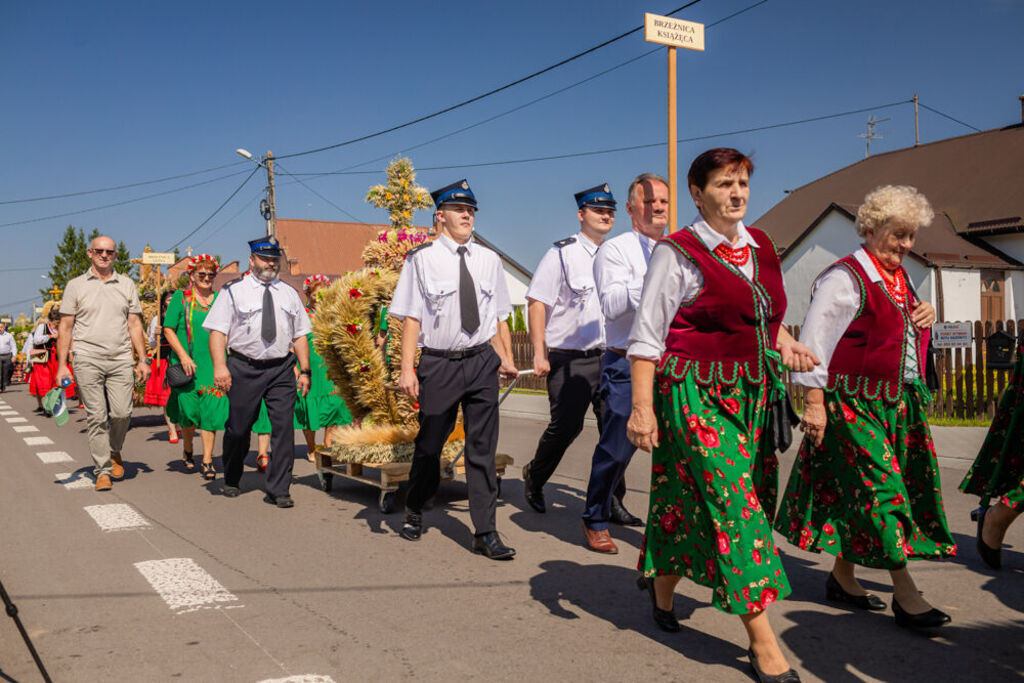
[
  {"xmin": 431, "ymin": 179, "xmax": 478, "ymax": 210},
  {"xmin": 575, "ymin": 183, "xmax": 616, "ymax": 211},
  {"xmin": 248, "ymin": 236, "xmax": 283, "ymax": 258}
]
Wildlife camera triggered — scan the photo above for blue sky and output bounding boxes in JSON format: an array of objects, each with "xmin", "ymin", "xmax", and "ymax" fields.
[{"xmin": 2, "ymin": 0, "xmax": 1022, "ymax": 315}]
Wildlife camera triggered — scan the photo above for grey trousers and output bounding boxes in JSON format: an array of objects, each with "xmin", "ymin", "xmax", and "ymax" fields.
[{"xmin": 74, "ymin": 355, "xmax": 134, "ymax": 475}]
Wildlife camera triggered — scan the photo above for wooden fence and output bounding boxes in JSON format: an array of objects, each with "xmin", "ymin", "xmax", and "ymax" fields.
[{"xmin": 512, "ymin": 320, "xmax": 1021, "ymax": 420}]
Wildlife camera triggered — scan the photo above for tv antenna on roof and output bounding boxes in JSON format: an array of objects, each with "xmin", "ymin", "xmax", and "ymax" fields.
[{"xmin": 858, "ymin": 115, "xmax": 891, "ymax": 158}]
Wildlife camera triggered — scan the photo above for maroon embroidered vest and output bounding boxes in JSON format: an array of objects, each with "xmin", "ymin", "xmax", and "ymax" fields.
[
  {"xmin": 656, "ymin": 226, "xmax": 786, "ymax": 385},
  {"xmin": 825, "ymin": 255, "xmax": 929, "ymax": 402}
]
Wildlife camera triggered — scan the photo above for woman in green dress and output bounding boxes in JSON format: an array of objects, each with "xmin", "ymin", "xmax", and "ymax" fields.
[
  {"xmin": 164, "ymin": 255, "xmax": 229, "ymax": 480},
  {"xmin": 961, "ymin": 331, "xmax": 1024, "ymax": 569},
  {"xmin": 775, "ymin": 185, "xmax": 956, "ymax": 632},
  {"xmin": 294, "ymin": 275, "xmax": 352, "ymax": 458},
  {"xmin": 627, "ymin": 149, "xmax": 818, "ymax": 683}
]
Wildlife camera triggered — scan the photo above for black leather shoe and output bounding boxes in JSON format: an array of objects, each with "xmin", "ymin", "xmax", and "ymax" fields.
[
  {"xmin": 401, "ymin": 510, "xmax": 423, "ymax": 541},
  {"xmin": 892, "ymin": 598, "xmax": 951, "ymax": 631},
  {"xmin": 264, "ymin": 493, "xmax": 294, "ymax": 508},
  {"xmin": 826, "ymin": 573, "xmax": 887, "ymax": 611},
  {"xmin": 636, "ymin": 575, "xmax": 680, "ymax": 632},
  {"xmin": 748, "ymin": 649, "xmax": 801, "ymax": 683},
  {"xmin": 610, "ymin": 497, "xmax": 644, "ymax": 527},
  {"xmin": 222, "ymin": 485, "xmax": 240, "ymax": 498},
  {"xmin": 472, "ymin": 531, "xmax": 516, "ymax": 560},
  {"xmin": 975, "ymin": 506, "xmax": 1002, "ymax": 570},
  {"xmin": 522, "ymin": 465, "xmax": 546, "ymax": 513}
]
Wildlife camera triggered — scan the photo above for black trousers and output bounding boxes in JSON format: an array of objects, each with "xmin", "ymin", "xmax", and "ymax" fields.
[
  {"xmin": 406, "ymin": 347, "xmax": 501, "ymax": 535},
  {"xmin": 526, "ymin": 350, "xmax": 625, "ymax": 500},
  {"xmin": 222, "ymin": 353, "xmax": 297, "ymax": 497},
  {"xmin": 0, "ymin": 353, "xmax": 12, "ymax": 390}
]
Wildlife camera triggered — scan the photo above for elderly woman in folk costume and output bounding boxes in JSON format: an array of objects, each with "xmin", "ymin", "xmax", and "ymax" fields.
[
  {"xmin": 627, "ymin": 148, "xmax": 818, "ymax": 683},
  {"xmin": 961, "ymin": 329, "xmax": 1024, "ymax": 570},
  {"xmin": 775, "ymin": 185, "xmax": 956, "ymax": 632},
  {"xmin": 145, "ymin": 289, "xmax": 179, "ymax": 443},
  {"xmin": 163, "ymin": 254, "xmax": 229, "ymax": 480},
  {"xmin": 294, "ymin": 274, "xmax": 352, "ymax": 458}
]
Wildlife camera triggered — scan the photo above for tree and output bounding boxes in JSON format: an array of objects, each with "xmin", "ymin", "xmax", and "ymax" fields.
[
  {"xmin": 114, "ymin": 240, "xmax": 135, "ymax": 278},
  {"xmin": 42, "ymin": 226, "xmax": 137, "ymax": 299},
  {"xmin": 512, "ymin": 305, "xmax": 528, "ymax": 332}
]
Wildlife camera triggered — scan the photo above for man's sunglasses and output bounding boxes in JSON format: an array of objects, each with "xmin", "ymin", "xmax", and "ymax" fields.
[{"xmin": 90, "ymin": 248, "xmax": 116, "ymax": 256}]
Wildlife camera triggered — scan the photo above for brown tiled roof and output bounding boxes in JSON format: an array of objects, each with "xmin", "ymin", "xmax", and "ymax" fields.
[
  {"xmin": 755, "ymin": 124, "xmax": 1024, "ymax": 268},
  {"xmin": 277, "ymin": 219, "xmax": 395, "ymax": 275}
]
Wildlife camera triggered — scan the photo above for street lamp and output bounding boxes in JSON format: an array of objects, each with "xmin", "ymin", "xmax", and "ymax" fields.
[{"xmin": 236, "ymin": 148, "xmax": 277, "ymax": 239}]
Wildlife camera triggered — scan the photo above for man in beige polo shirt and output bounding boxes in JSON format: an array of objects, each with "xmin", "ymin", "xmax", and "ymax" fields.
[{"xmin": 56, "ymin": 235, "xmax": 150, "ymax": 491}]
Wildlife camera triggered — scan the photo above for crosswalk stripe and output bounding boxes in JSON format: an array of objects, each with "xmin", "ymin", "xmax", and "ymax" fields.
[
  {"xmin": 84, "ymin": 503, "xmax": 150, "ymax": 531},
  {"xmin": 37, "ymin": 451, "xmax": 73, "ymax": 463},
  {"xmin": 24, "ymin": 436, "xmax": 52, "ymax": 445},
  {"xmin": 14, "ymin": 425, "xmax": 40, "ymax": 433},
  {"xmin": 134, "ymin": 558, "xmax": 240, "ymax": 614},
  {"xmin": 5, "ymin": 416, "xmax": 28, "ymax": 423},
  {"xmin": 258, "ymin": 677, "xmax": 337, "ymax": 683},
  {"xmin": 56, "ymin": 472, "xmax": 93, "ymax": 489}
]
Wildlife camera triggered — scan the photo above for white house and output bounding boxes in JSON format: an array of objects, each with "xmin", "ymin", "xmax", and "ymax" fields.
[{"xmin": 755, "ymin": 105, "xmax": 1024, "ymax": 327}]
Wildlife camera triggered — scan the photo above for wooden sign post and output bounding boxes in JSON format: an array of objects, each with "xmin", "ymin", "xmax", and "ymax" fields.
[{"xmin": 644, "ymin": 13, "xmax": 705, "ymax": 233}]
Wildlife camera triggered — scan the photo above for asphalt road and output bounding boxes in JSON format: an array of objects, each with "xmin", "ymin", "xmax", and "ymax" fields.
[{"xmin": 0, "ymin": 384, "xmax": 1021, "ymax": 682}]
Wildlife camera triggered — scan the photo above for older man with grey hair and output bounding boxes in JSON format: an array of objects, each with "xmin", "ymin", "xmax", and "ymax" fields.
[
  {"xmin": 56, "ymin": 235, "xmax": 150, "ymax": 492},
  {"xmin": 0, "ymin": 320, "xmax": 16, "ymax": 392}
]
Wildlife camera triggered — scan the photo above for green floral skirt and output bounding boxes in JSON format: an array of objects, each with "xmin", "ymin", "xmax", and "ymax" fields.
[
  {"xmin": 639, "ymin": 371, "xmax": 790, "ymax": 615},
  {"xmin": 167, "ymin": 383, "xmax": 229, "ymax": 432},
  {"xmin": 960, "ymin": 336, "xmax": 1024, "ymax": 511},
  {"xmin": 775, "ymin": 383, "xmax": 956, "ymax": 569}
]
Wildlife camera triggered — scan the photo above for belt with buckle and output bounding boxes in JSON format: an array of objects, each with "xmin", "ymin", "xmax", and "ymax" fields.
[
  {"xmin": 229, "ymin": 350, "xmax": 293, "ymax": 368},
  {"xmin": 421, "ymin": 343, "xmax": 491, "ymax": 360},
  {"xmin": 548, "ymin": 347, "xmax": 604, "ymax": 359}
]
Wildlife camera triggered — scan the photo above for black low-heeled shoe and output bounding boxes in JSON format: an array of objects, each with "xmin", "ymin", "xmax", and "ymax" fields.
[
  {"xmin": 636, "ymin": 575, "xmax": 680, "ymax": 632},
  {"xmin": 974, "ymin": 506, "xmax": 1002, "ymax": 570},
  {"xmin": 892, "ymin": 598, "xmax": 951, "ymax": 631},
  {"xmin": 748, "ymin": 649, "xmax": 801, "ymax": 683},
  {"xmin": 825, "ymin": 573, "xmax": 887, "ymax": 611}
]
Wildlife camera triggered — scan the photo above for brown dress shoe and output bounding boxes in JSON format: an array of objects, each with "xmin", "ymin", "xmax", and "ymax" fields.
[
  {"xmin": 95, "ymin": 474, "xmax": 112, "ymax": 491},
  {"xmin": 582, "ymin": 523, "xmax": 618, "ymax": 554},
  {"xmin": 110, "ymin": 452, "xmax": 125, "ymax": 480}
]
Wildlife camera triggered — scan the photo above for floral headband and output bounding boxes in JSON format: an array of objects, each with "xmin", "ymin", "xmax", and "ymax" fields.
[
  {"xmin": 303, "ymin": 274, "xmax": 331, "ymax": 291},
  {"xmin": 187, "ymin": 253, "xmax": 220, "ymax": 271}
]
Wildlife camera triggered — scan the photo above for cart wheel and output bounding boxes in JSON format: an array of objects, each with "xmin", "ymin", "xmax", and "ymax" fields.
[
  {"xmin": 496, "ymin": 476, "xmax": 502, "ymax": 498},
  {"xmin": 318, "ymin": 471, "xmax": 334, "ymax": 492},
  {"xmin": 379, "ymin": 490, "xmax": 397, "ymax": 514}
]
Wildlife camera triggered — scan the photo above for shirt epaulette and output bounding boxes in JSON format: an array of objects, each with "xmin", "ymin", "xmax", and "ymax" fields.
[
  {"xmin": 221, "ymin": 276, "xmax": 245, "ymax": 289},
  {"xmin": 405, "ymin": 242, "xmax": 433, "ymax": 259},
  {"xmin": 554, "ymin": 237, "xmax": 576, "ymax": 249}
]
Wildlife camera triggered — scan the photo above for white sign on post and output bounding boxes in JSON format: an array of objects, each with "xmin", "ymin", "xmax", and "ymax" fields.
[
  {"xmin": 931, "ymin": 322, "xmax": 973, "ymax": 348},
  {"xmin": 141, "ymin": 252, "xmax": 176, "ymax": 265},
  {"xmin": 644, "ymin": 13, "xmax": 705, "ymax": 51}
]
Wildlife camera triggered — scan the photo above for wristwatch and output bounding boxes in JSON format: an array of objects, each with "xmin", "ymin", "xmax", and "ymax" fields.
[{"xmin": 299, "ymin": 369, "xmax": 311, "ymax": 376}]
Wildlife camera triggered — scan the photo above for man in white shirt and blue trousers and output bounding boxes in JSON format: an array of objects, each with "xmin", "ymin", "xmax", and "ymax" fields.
[
  {"xmin": 522, "ymin": 184, "xmax": 636, "ymax": 523},
  {"xmin": 581, "ymin": 173, "xmax": 670, "ymax": 554},
  {"xmin": 205, "ymin": 237, "xmax": 312, "ymax": 508},
  {"xmin": 391, "ymin": 179, "xmax": 520, "ymax": 560}
]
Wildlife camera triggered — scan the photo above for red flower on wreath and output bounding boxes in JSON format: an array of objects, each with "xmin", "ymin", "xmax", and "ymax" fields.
[
  {"xmin": 346, "ymin": 321, "xmax": 363, "ymax": 335},
  {"xmin": 349, "ymin": 287, "xmax": 363, "ymax": 299}
]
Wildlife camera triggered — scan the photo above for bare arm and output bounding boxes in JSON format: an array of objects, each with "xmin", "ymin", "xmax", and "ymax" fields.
[
  {"xmin": 292, "ymin": 334, "xmax": 311, "ymax": 397},
  {"xmin": 55, "ymin": 316, "xmax": 75, "ymax": 384},
  {"xmin": 127, "ymin": 314, "xmax": 151, "ymax": 381},
  {"xmin": 800, "ymin": 387, "xmax": 827, "ymax": 447},
  {"xmin": 491, "ymin": 319, "xmax": 517, "ymax": 380},
  {"xmin": 398, "ymin": 317, "xmax": 421, "ymax": 399},
  {"xmin": 163, "ymin": 326, "xmax": 196, "ymax": 375},
  {"xmin": 210, "ymin": 330, "xmax": 231, "ymax": 392},
  {"xmin": 527, "ymin": 299, "xmax": 550, "ymax": 378},
  {"xmin": 626, "ymin": 358, "xmax": 659, "ymax": 452},
  {"xmin": 776, "ymin": 325, "xmax": 819, "ymax": 373}
]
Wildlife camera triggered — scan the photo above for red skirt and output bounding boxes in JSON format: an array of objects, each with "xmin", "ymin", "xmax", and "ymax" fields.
[
  {"xmin": 28, "ymin": 356, "xmax": 54, "ymax": 397},
  {"xmin": 144, "ymin": 357, "xmax": 171, "ymax": 406}
]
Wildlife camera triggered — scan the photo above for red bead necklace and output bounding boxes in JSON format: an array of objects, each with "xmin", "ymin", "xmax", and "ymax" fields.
[
  {"xmin": 714, "ymin": 242, "xmax": 751, "ymax": 266},
  {"xmin": 865, "ymin": 250, "xmax": 907, "ymax": 307}
]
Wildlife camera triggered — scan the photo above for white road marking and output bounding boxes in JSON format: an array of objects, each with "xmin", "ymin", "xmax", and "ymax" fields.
[
  {"xmin": 24, "ymin": 436, "xmax": 53, "ymax": 446},
  {"xmin": 134, "ymin": 558, "xmax": 240, "ymax": 614},
  {"xmin": 56, "ymin": 472, "xmax": 94, "ymax": 489},
  {"xmin": 5, "ymin": 416, "xmax": 28, "ymax": 423},
  {"xmin": 13, "ymin": 425, "xmax": 39, "ymax": 433},
  {"xmin": 0, "ymin": 411, "xmax": 18, "ymax": 416},
  {"xmin": 84, "ymin": 503, "xmax": 150, "ymax": 531},
  {"xmin": 37, "ymin": 451, "xmax": 73, "ymax": 463},
  {"xmin": 258, "ymin": 677, "xmax": 337, "ymax": 683}
]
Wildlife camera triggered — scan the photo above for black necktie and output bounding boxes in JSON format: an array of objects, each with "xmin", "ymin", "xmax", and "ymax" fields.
[
  {"xmin": 261, "ymin": 284, "xmax": 276, "ymax": 344},
  {"xmin": 457, "ymin": 246, "xmax": 479, "ymax": 335}
]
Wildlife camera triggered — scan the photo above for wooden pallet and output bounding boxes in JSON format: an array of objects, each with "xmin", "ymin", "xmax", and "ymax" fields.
[{"xmin": 312, "ymin": 449, "xmax": 514, "ymax": 513}]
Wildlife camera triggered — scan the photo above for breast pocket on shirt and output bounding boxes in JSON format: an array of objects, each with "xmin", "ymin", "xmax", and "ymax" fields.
[
  {"xmin": 424, "ymin": 280, "xmax": 457, "ymax": 314},
  {"xmin": 237, "ymin": 302, "xmax": 262, "ymax": 333},
  {"xmin": 477, "ymin": 277, "xmax": 497, "ymax": 304}
]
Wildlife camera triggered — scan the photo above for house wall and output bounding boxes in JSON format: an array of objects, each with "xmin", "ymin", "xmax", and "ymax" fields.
[
  {"xmin": 1008, "ymin": 271, "xmax": 1024, "ymax": 320},
  {"xmin": 982, "ymin": 234, "xmax": 1024, "ymax": 265},
  {"xmin": 503, "ymin": 265, "xmax": 529, "ymax": 308},
  {"xmin": 780, "ymin": 211, "xmax": 864, "ymax": 325}
]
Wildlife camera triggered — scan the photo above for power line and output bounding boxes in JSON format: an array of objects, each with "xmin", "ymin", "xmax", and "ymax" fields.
[
  {"xmin": 193, "ymin": 190, "xmax": 266, "ymax": 250},
  {"xmin": 0, "ymin": 169, "xmax": 253, "ymax": 229},
  {"xmin": 274, "ymin": 1, "xmax": 707, "ymax": 161},
  {"xmin": 273, "ymin": 162, "xmax": 365, "ymax": 223},
  {"xmin": 917, "ymin": 103, "xmax": 981, "ymax": 132},
  {"xmin": 0, "ymin": 161, "xmax": 249, "ymax": 205},
  {"xmin": 0, "ymin": 295, "xmax": 43, "ymax": 309},
  {"xmin": 0, "ymin": 266, "xmax": 47, "ymax": 273},
  {"xmin": 165, "ymin": 166, "xmax": 261, "ymax": 251}
]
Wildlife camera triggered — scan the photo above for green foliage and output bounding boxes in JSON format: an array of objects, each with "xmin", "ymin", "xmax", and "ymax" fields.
[
  {"xmin": 512, "ymin": 305, "xmax": 527, "ymax": 332},
  {"xmin": 115, "ymin": 240, "xmax": 135, "ymax": 278},
  {"xmin": 43, "ymin": 226, "xmax": 137, "ymax": 299}
]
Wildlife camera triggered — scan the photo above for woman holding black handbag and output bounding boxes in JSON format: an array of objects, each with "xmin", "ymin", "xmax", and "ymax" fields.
[
  {"xmin": 775, "ymin": 185, "xmax": 956, "ymax": 633},
  {"xmin": 164, "ymin": 255, "xmax": 228, "ymax": 479}
]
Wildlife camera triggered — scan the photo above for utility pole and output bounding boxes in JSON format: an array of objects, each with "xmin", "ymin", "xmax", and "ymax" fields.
[
  {"xmin": 912, "ymin": 94, "xmax": 920, "ymax": 146},
  {"xmin": 265, "ymin": 150, "xmax": 277, "ymax": 240},
  {"xmin": 859, "ymin": 115, "xmax": 890, "ymax": 158}
]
